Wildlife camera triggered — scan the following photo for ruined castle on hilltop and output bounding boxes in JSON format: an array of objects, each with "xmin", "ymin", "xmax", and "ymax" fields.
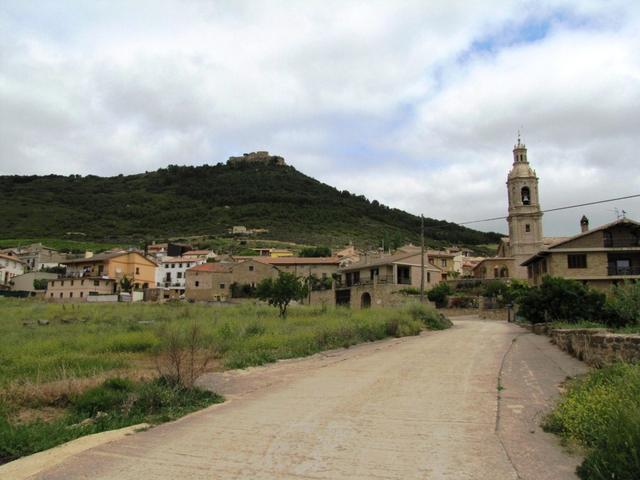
[{"xmin": 227, "ymin": 151, "xmax": 286, "ymax": 167}]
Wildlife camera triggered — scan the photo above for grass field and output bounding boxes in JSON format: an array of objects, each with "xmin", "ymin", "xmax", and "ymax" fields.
[{"xmin": 0, "ymin": 298, "xmax": 450, "ymax": 462}]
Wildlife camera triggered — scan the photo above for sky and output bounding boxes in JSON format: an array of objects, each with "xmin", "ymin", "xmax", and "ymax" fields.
[{"xmin": 2, "ymin": 0, "xmax": 640, "ymax": 237}]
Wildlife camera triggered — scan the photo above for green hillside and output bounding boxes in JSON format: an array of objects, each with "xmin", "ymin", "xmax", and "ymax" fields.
[{"xmin": 0, "ymin": 161, "xmax": 501, "ymax": 249}]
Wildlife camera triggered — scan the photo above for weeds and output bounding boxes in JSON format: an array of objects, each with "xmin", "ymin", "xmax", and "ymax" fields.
[{"xmin": 543, "ymin": 363, "xmax": 640, "ymax": 479}]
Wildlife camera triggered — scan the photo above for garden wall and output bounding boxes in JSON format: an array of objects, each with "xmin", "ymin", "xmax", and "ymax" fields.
[{"xmin": 546, "ymin": 328, "xmax": 640, "ymax": 366}]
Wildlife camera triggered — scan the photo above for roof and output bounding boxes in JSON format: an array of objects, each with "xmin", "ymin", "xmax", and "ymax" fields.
[
  {"xmin": 53, "ymin": 276, "xmax": 116, "ymax": 282},
  {"xmin": 188, "ymin": 263, "xmax": 233, "ymax": 273},
  {"xmin": 521, "ymin": 218, "xmax": 640, "ymax": 266},
  {"xmin": 250, "ymin": 256, "xmax": 341, "ymax": 265},
  {"xmin": 159, "ymin": 256, "xmax": 204, "ymax": 263},
  {"xmin": 63, "ymin": 250, "xmax": 157, "ymax": 266},
  {"xmin": 0, "ymin": 253, "xmax": 26, "ymax": 264},
  {"xmin": 341, "ymin": 252, "xmax": 441, "ymax": 272},
  {"xmin": 183, "ymin": 250, "xmax": 213, "ymax": 255}
]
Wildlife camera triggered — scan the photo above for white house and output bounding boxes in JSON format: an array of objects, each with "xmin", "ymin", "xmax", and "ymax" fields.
[
  {"xmin": 0, "ymin": 253, "xmax": 26, "ymax": 288},
  {"xmin": 155, "ymin": 256, "xmax": 207, "ymax": 296}
]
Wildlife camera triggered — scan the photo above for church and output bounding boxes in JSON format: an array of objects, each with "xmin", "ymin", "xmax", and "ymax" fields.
[{"xmin": 473, "ymin": 137, "xmax": 567, "ymax": 280}]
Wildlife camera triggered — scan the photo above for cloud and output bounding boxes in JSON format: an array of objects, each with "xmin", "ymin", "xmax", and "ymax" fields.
[{"xmin": 1, "ymin": 0, "xmax": 640, "ymax": 236}]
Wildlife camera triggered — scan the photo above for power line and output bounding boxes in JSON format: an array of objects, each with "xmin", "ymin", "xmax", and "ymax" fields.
[{"xmin": 458, "ymin": 193, "xmax": 640, "ymax": 225}]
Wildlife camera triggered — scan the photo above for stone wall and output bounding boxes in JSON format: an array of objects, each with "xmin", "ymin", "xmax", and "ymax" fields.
[{"xmin": 547, "ymin": 328, "xmax": 640, "ymax": 366}]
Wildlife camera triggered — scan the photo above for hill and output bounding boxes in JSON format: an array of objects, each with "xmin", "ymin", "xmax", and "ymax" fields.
[{"xmin": 0, "ymin": 157, "xmax": 502, "ymax": 249}]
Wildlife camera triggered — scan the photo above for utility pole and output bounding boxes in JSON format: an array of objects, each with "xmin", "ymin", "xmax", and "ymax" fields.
[{"xmin": 420, "ymin": 214, "xmax": 425, "ymax": 303}]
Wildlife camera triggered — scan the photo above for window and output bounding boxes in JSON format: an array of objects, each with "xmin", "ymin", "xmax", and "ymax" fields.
[
  {"xmin": 195, "ymin": 281, "xmax": 200, "ymax": 287},
  {"xmin": 135, "ymin": 267, "xmax": 140, "ymax": 275},
  {"xmin": 427, "ymin": 272, "xmax": 431, "ymax": 283},
  {"xmin": 69, "ymin": 292, "xmax": 73, "ymax": 298},
  {"xmin": 50, "ymin": 293, "xmax": 54, "ymax": 298},
  {"xmin": 59, "ymin": 292, "xmax": 63, "ymax": 298},
  {"xmin": 441, "ymin": 259, "xmax": 447, "ymax": 267},
  {"xmin": 525, "ymin": 224, "xmax": 531, "ymax": 233},
  {"xmin": 171, "ymin": 264, "xmax": 175, "ymax": 268},
  {"xmin": 61, "ymin": 280, "xmax": 64, "ymax": 286},
  {"xmin": 219, "ymin": 283, "xmax": 226, "ymax": 289},
  {"xmin": 94, "ymin": 280, "xmax": 100, "ymax": 286},
  {"xmin": 165, "ymin": 264, "xmax": 169, "ymax": 268},
  {"xmin": 80, "ymin": 292, "xmax": 83, "ymax": 298},
  {"xmin": 177, "ymin": 272, "xmax": 182, "ymax": 279},
  {"xmin": 568, "ymin": 254, "xmax": 587, "ymax": 269},
  {"xmin": 249, "ymin": 265, "xmax": 254, "ymax": 271},
  {"xmin": 51, "ymin": 281, "xmax": 56, "ymax": 287},
  {"xmin": 521, "ymin": 186, "xmax": 531, "ymax": 205},
  {"xmin": 81, "ymin": 280, "xmax": 84, "ymax": 286},
  {"xmin": 71, "ymin": 280, "xmax": 74, "ymax": 286},
  {"xmin": 179, "ymin": 263, "xmax": 183, "ymax": 268}
]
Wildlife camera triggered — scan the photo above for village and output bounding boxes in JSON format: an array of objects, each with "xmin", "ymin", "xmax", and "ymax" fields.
[{"xmin": 2, "ymin": 141, "xmax": 638, "ymax": 311}]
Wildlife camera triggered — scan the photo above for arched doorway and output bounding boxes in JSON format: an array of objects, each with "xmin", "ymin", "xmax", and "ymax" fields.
[{"xmin": 361, "ymin": 292, "xmax": 371, "ymax": 309}]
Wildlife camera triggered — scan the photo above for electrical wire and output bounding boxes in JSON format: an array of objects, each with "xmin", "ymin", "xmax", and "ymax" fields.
[{"xmin": 458, "ymin": 193, "xmax": 640, "ymax": 225}]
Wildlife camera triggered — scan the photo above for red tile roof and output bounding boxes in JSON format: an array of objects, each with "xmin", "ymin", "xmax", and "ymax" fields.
[
  {"xmin": 188, "ymin": 263, "xmax": 233, "ymax": 273},
  {"xmin": 250, "ymin": 256, "xmax": 341, "ymax": 265}
]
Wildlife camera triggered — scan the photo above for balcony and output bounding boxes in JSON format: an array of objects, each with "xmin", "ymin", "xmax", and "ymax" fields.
[
  {"xmin": 607, "ymin": 265, "xmax": 640, "ymax": 276},
  {"xmin": 339, "ymin": 275, "xmax": 395, "ymax": 288}
]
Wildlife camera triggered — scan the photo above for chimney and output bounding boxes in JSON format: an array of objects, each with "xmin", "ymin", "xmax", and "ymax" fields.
[
  {"xmin": 84, "ymin": 251, "xmax": 94, "ymax": 259},
  {"xmin": 580, "ymin": 215, "xmax": 589, "ymax": 233}
]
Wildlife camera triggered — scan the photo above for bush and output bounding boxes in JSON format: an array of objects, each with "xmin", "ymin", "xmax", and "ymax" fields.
[
  {"xmin": 449, "ymin": 295, "xmax": 478, "ymax": 308},
  {"xmin": 427, "ymin": 283, "xmax": 452, "ymax": 308},
  {"xmin": 605, "ymin": 281, "xmax": 640, "ymax": 328},
  {"xmin": 406, "ymin": 303, "xmax": 453, "ymax": 330},
  {"xmin": 544, "ymin": 363, "xmax": 640, "ymax": 479},
  {"xmin": 73, "ymin": 378, "xmax": 133, "ymax": 417},
  {"xmin": 518, "ymin": 276, "xmax": 606, "ymax": 324}
]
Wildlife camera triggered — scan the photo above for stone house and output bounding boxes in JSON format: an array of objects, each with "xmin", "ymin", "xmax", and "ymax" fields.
[
  {"xmin": 46, "ymin": 277, "xmax": 117, "ymax": 302},
  {"xmin": 185, "ymin": 259, "xmax": 276, "ymax": 302},
  {"xmin": 0, "ymin": 253, "xmax": 26, "ymax": 288},
  {"xmin": 336, "ymin": 252, "xmax": 442, "ymax": 309},
  {"xmin": 251, "ymin": 256, "xmax": 341, "ymax": 281},
  {"xmin": 11, "ymin": 271, "xmax": 59, "ymax": 293},
  {"xmin": 521, "ymin": 217, "xmax": 640, "ymax": 290},
  {"xmin": 63, "ymin": 251, "xmax": 157, "ymax": 289},
  {"xmin": 12, "ymin": 243, "xmax": 68, "ymax": 271}
]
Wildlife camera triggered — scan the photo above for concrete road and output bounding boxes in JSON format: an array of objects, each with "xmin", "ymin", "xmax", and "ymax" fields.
[{"xmin": 28, "ymin": 318, "xmax": 587, "ymax": 480}]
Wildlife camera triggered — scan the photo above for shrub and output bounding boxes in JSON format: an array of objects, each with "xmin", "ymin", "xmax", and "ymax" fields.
[
  {"xmin": 72, "ymin": 378, "xmax": 133, "ymax": 417},
  {"xmin": 406, "ymin": 303, "xmax": 453, "ymax": 330},
  {"xmin": 518, "ymin": 276, "xmax": 606, "ymax": 324},
  {"xmin": 427, "ymin": 283, "xmax": 452, "ymax": 308},
  {"xmin": 482, "ymin": 280, "xmax": 508, "ymax": 299},
  {"xmin": 605, "ymin": 281, "xmax": 640, "ymax": 328},
  {"xmin": 449, "ymin": 295, "xmax": 478, "ymax": 309},
  {"xmin": 544, "ymin": 363, "xmax": 640, "ymax": 480}
]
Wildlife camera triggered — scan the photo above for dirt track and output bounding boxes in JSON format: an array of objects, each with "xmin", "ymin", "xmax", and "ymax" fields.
[{"xmin": 22, "ymin": 317, "xmax": 587, "ymax": 479}]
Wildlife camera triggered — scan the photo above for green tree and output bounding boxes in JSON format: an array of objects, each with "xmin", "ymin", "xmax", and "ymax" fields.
[
  {"xmin": 256, "ymin": 272, "xmax": 309, "ymax": 318},
  {"xmin": 427, "ymin": 282, "xmax": 452, "ymax": 308},
  {"xmin": 299, "ymin": 246, "xmax": 332, "ymax": 257},
  {"xmin": 119, "ymin": 275, "xmax": 134, "ymax": 293}
]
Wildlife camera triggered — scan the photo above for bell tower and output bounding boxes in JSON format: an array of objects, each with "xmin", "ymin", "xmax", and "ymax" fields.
[{"xmin": 506, "ymin": 134, "xmax": 543, "ymax": 276}]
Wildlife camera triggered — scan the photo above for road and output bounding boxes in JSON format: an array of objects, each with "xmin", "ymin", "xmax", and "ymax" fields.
[{"xmin": 25, "ymin": 317, "xmax": 587, "ymax": 479}]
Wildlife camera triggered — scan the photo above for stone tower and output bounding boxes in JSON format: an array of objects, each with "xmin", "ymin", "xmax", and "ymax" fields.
[{"xmin": 506, "ymin": 136, "xmax": 543, "ymax": 277}]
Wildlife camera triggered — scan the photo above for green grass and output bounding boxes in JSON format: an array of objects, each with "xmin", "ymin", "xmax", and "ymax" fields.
[
  {"xmin": 543, "ymin": 363, "xmax": 640, "ymax": 479},
  {"xmin": 0, "ymin": 299, "xmax": 445, "ymax": 386},
  {"xmin": 0, "ymin": 377, "xmax": 222, "ymax": 464},
  {"xmin": 0, "ymin": 299, "xmax": 449, "ymax": 463}
]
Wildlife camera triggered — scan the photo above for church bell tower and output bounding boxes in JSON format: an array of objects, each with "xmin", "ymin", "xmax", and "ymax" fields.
[{"xmin": 506, "ymin": 135, "xmax": 543, "ymax": 275}]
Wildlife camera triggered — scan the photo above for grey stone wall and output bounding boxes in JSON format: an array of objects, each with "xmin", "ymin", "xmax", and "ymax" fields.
[{"xmin": 547, "ymin": 328, "xmax": 640, "ymax": 366}]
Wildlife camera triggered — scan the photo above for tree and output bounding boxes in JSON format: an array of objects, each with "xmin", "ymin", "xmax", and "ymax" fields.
[
  {"xmin": 427, "ymin": 282, "xmax": 452, "ymax": 308},
  {"xmin": 256, "ymin": 272, "xmax": 309, "ymax": 318},
  {"xmin": 119, "ymin": 275, "xmax": 134, "ymax": 293},
  {"xmin": 299, "ymin": 246, "xmax": 332, "ymax": 257}
]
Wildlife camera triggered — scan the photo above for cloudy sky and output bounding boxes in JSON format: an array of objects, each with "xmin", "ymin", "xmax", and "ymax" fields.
[{"xmin": 2, "ymin": 0, "xmax": 640, "ymax": 236}]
